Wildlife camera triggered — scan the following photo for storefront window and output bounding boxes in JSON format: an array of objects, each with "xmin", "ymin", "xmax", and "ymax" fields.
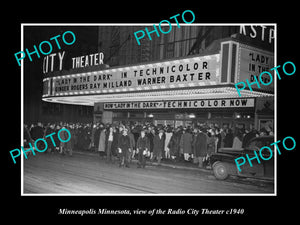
[
  {"xmin": 113, "ymin": 112, "xmax": 127, "ymax": 118},
  {"xmin": 129, "ymin": 112, "xmax": 144, "ymax": 118},
  {"xmin": 211, "ymin": 112, "xmax": 222, "ymax": 119},
  {"xmin": 223, "ymin": 112, "xmax": 234, "ymax": 118}
]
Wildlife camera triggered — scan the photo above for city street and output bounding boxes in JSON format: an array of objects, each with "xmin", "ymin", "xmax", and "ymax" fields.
[{"xmin": 23, "ymin": 152, "xmax": 274, "ymax": 194}]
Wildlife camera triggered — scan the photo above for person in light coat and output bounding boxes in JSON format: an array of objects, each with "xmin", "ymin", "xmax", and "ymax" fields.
[
  {"xmin": 164, "ymin": 128, "xmax": 172, "ymax": 159},
  {"xmin": 106, "ymin": 126, "xmax": 114, "ymax": 162},
  {"xmin": 98, "ymin": 128, "xmax": 106, "ymax": 158}
]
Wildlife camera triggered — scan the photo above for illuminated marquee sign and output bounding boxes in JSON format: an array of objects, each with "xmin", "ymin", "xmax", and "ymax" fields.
[
  {"xmin": 47, "ymin": 54, "xmax": 220, "ymax": 96},
  {"xmin": 237, "ymin": 43, "xmax": 274, "ymax": 90},
  {"xmin": 43, "ymin": 52, "xmax": 104, "ymax": 74},
  {"xmin": 104, "ymin": 98, "xmax": 255, "ymax": 110}
]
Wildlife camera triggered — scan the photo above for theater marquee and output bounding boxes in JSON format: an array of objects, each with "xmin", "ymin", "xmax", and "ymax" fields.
[
  {"xmin": 44, "ymin": 54, "xmax": 220, "ymax": 97},
  {"xmin": 104, "ymin": 98, "xmax": 255, "ymax": 110},
  {"xmin": 42, "ymin": 39, "xmax": 274, "ymax": 106}
]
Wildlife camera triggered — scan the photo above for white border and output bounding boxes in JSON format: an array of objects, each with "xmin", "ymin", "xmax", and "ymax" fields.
[
  {"xmin": 21, "ymin": 23, "xmax": 277, "ymax": 196},
  {"xmin": 21, "ymin": 23, "xmax": 24, "ymax": 194}
]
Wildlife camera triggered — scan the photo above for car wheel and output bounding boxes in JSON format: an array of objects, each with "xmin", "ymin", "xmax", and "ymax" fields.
[{"xmin": 213, "ymin": 161, "xmax": 229, "ymax": 180}]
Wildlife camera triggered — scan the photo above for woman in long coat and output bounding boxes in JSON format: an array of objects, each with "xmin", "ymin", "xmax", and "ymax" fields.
[
  {"xmin": 111, "ymin": 127, "xmax": 119, "ymax": 157},
  {"xmin": 224, "ymin": 128, "xmax": 234, "ymax": 147},
  {"xmin": 146, "ymin": 128, "xmax": 155, "ymax": 159},
  {"xmin": 180, "ymin": 129, "xmax": 193, "ymax": 161},
  {"xmin": 193, "ymin": 129, "xmax": 208, "ymax": 168},
  {"xmin": 98, "ymin": 128, "xmax": 106, "ymax": 156},
  {"xmin": 44, "ymin": 124, "xmax": 55, "ymax": 153},
  {"xmin": 164, "ymin": 129, "xmax": 172, "ymax": 159},
  {"xmin": 127, "ymin": 129, "xmax": 136, "ymax": 162},
  {"xmin": 93, "ymin": 124, "xmax": 101, "ymax": 150},
  {"xmin": 168, "ymin": 129, "xmax": 181, "ymax": 160}
]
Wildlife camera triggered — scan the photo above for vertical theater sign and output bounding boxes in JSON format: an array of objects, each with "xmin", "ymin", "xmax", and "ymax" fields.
[{"xmin": 42, "ymin": 34, "xmax": 274, "ymax": 130}]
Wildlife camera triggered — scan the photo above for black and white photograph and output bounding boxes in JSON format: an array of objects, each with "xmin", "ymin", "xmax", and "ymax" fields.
[
  {"xmin": 21, "ymin": 24, "xmax": 275, "ymax": 195},
  {"xmin": 4, "ymin": 5, "xmax": 299, "ymax": 221}
]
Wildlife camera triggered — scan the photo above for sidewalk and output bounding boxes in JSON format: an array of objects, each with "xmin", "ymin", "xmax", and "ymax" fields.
[
  {"xmin": 72, "ymin": 149, "xmax": 210, "ymax": 173},
  {"xmin": 71, "ymin": 149, "xmax": 274, "ymax": 185}
]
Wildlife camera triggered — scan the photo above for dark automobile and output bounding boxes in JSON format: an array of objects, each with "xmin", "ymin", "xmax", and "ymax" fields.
[{"xmin": 210, "ymin": 136, "xmax": 274, "ymax": 180}]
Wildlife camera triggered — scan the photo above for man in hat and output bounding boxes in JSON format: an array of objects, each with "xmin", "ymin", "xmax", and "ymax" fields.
[
  {"xmin": 136, "ymin": 130, "xmax": 150, "ymax": 168},
  {"xmin": 117, "ymin": 128, "xmax": 131, "ymax": 168},
  {"xmin": 193, "ymin": 127, "xmax": 208, "ymax": 168},
  {"xmin": 153, "ymin": 129, "xmax": 165, "ymax": 165}
]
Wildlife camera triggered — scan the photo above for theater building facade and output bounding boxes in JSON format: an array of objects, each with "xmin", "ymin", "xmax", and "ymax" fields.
[{"xmin": 42, "ymin": 26, "xmax": 274, "ymax": 132}]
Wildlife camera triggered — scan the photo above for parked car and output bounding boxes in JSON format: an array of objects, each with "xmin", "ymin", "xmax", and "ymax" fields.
[{"xmin": 210, "ymin": 136, "xmax": 274, "ymax": 180}]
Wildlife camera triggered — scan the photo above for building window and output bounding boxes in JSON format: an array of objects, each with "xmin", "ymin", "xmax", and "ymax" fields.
[{"xmin": 165, "ymin": 42, "xmax": 174, "ymax": 58}]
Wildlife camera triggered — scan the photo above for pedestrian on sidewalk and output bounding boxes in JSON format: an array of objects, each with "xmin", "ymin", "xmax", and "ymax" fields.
[
  {"xmin": 93, "ymin": 124, "xmax": 101, "ymax": 152},
  {"xmin": 224, "ymin": 128, "xmax": 233, "ymax": 147},
  {"xmin": 147, "ymin": 128, "xmax": 155, "ymax": 160},
  {"xmin": 44, "ymin": 123, "xmax": 55, "ymax": 153},
  {"xmin": 207, "ymin": 129, "xmax": 217, "ymax": 155},
  {"xmin": 164, "ymin": 128, "xmax": 172, "ymax": 159},
  {"xmin": 193, "ymin": 127, "xmax": 208, "ymax": 168},
  {"xmin": 60, "ymin": 124, "xmax": 71, "ymax": 156},
  {"xmin": 30, "ymin": 122, "xmax": 45, "ymax": 152},
  {"xmin": 106, "ymin": 126, "xmax": 114, "ymax": 163},
  {"xmin": 168, "ymin": 128, "xmax": 181, "ymax": 161},
  {"xmin": 117, "ymin": 129, "xmax": 131, "ymax": 168},
  {"xmin": 127, "ymin": 128, "xmax": 136, "ymax": 163},
  {"xmin": 98, "ymin": 128, "xmax": 106, "ymax": 159},
  {"xmin": 153, "ymin": 129, "xmax": 165, "ymax": 165},
  {"xmin": 54, "ymin": 124, "xmax": 61, "ymax": 153},
  {"xmin": 136, "ymin": 130, "xmax": 150, "ymax": 168},
  {"xmin": 180, "ymin": 128, "xmax": 193, "ymax": 161},
  {"xmin": 66, "ymin": 124, "xmax": 74, "ymax": 156}
]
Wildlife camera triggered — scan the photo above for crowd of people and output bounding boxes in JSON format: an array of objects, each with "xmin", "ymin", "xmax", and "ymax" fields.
[{"xmin": 24, "ymin": 121, "xmax": 273, "ymax": 168}]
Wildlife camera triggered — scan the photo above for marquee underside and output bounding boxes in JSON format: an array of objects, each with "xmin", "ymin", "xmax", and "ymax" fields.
[{"xmin": 42, "ymin": 87, "xmax": 273, "ymax": 106}]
